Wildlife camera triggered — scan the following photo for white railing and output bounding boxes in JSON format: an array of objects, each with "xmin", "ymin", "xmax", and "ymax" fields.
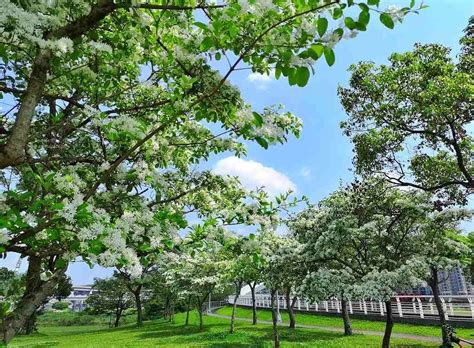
[{"xmin": 228, "ymin": 294, "xmax": 474, "ymax": 322}]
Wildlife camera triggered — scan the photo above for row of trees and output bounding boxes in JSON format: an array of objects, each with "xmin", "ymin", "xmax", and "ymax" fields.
[{"xmin": 77, "ymin": 180, "xmax": 471, "ymax": 348}]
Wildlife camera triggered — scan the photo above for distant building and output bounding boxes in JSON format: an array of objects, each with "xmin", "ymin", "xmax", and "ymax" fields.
[
  {"xmin": 48, "ymin": 285, "xmax": 96, "ymax": 311},
  {"xmin": 400, "ymin": 267, "xmax": 473, "ymax": 296}
]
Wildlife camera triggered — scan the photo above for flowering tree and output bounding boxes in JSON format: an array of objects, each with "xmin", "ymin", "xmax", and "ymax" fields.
[
  {"xmin": 292, "ymin": 180, "xmax": 439, "ymax": 348},
  {"xmin": 0, "ymin": 0, "xmax": 420, "ymax": 343},
  {"xmin": 338, "ymin": 18, "xmax": 473, "ymax": 205},
  {"xmin": 258, "ymin": 231, "xmax": 304, "ymax": 347},
  {"xmin": 417, "ymin": 209, "xmax": 472, "ymax": 347}
]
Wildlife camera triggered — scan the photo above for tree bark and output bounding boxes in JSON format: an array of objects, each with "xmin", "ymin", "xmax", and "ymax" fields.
[
  {"xmin": 230, "ymin": 281, "xmax": 242, "ymax": 333},
  {"xmin": 185, "ymin": 297, "xmax": 191, "ymax": 326},
  {"xmin": 114, "ymin": 305, "xmax": 122, "ymax": 328},
  {"xmin": 250, "ymin": 282, "xmax": 257, "ymax": 325},
  {"xmin": 23, "ymin": 312, "xmax": 37, "ymax": 335},
  {"xmin": 285, "ymin": 288, "xmax": 296, "ymax": 329},
  {"xmin": 2, "ymin": 256, "xmax": 66, "ymax": 344},
  {"xmin": 270, "ymin": 290, "xmax": 280, "ymax": 348},
  {"xmin": 197, "ymin": 299, "xmax": 204, "ymax": 331},
  {"xmin": 429, "ymin": 267, "xmax": 452, "ymax": 347},
  {"xmin": 341, "ymin": 299, "xmax": 352, "ymax": 336},
  {"xmin": 133, "ymin": 286, "xmax": 143, "ymax": 327},
  {"xmin": 382, "ymin": 300, "xmax": 394, "ymax": 348}
]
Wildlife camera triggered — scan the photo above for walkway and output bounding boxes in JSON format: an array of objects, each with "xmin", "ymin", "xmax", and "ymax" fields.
[{"xmin": 207, "ymin": 311, "xmax": 441, "ymax": 344}]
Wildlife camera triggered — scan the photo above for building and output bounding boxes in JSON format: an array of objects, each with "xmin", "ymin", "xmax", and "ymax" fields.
[
  {"xmin": 401, "ymin": 267, "xmax": 473, "ymax": 296},
  {"xmin": 48, "ymin": 285, "xmax": 96, "ymax": 311}
]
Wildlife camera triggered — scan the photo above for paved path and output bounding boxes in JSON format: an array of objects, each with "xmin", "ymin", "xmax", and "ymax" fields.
[{"xmin": 207, "ymin": 311, "xmax": 441, "ymax": 343}]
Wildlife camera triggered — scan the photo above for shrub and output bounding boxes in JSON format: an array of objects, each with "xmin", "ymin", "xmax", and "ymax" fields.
[{"xmin": 51, "ymin": 302, "xmax": 70, "ymax": 311}]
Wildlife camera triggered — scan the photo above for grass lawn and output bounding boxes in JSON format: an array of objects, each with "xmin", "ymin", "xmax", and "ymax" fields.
[
  {"xmin": 216, "ymin": 306, "xmax": 474, "ymax": 339},
  {"xmin": 4, "ymin": 310, "xmax": 447, "ymax": 348}
]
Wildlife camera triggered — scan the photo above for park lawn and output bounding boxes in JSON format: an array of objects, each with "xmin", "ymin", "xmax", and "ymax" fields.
[
  {"xmin": 216, "ymin": 306, "xmax": 474, "ymax": 339},
  {"xmin": 7, "ymin": 310, "xmax": 439, "ymax": 348}
]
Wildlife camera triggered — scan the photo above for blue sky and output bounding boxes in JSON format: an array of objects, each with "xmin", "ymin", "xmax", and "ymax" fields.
[{"xmin": 1, "ymin": 0, "xmax": 473, "ymax": 284}]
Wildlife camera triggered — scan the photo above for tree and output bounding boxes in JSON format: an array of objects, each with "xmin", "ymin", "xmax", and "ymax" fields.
[
  {"xmin": 418, "ymin": 209, "xmax": 472, "ymax": 347},
  {"xmin": 240, "ymin": 235, "xmax": 265, "ymax": 326},
  {"xmin": 0, "ymin": 0, "xmax": 421, "ymax": 343},
  {"xmin": 54, "ymin": 275, "xmax": 73, "ymax": 301},
  {"xmin": 292, "ymin": 180, "xmax": 437, "ymax": 348},
  {"xmin": 85, "ymin": 276, "xmax": 133, "ymax": 328},
  {"xmin": 338, "ymin": 21, "xmax": 473, "ymax": 205},
  {"xmin": 259, "ymin": 231, "xmax": 304, "ymax": 347}
]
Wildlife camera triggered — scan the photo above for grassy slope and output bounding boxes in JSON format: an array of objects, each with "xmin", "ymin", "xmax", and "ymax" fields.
[
  {"xmin": 7, "ymin": 311, "xmax": 441, "ymax": 348},
  {"xmin": 216, "ymin": 306, "xmax": 474, "ymax": 339}
]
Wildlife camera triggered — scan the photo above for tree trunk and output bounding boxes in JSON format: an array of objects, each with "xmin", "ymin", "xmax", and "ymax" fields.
[
  {"xmin": 114, "ymin": 307, "xmax": 122, "ymax": 328},
  {"xmin": 185, "ymin": 297, "xmax": 191, "ymax": 326},
  {"xmin": 197, "ymin": 302, "xmax": 203, "ymax": 331},
  {"xmin": 2, "ymin": 256, "xmax": 66, "ymax": 344},
  {"xmin": 382, "ymin": 300, "xmax": 394, "ymax": 348},
  {"xmin": 270, "ymin": 290, "xmax": 280, "ymax": 348},
  {"xmin": 133, "ymin": 287, "xmax": 143, "ymax": 327},
  {"xmin": 250, "ymin": 283, "xmax": 257, "ymax": 325},
  {"xmin": 285, "ymin": 288, "xmax": 296, "ymax": 329},
  {"xmin": 164, "ymin": 297, "xmax": 170, "ymax": 321},
  {"xmin": 23, "ymin": 312, "xmax": 37, "ymax": 335},
  {"xmin": 341, "ymin": 299, "xmax": 352, "ymax": 336},
  {"xmin": 429, "ymin": 267, "xmax": 452, "ymax": 347},
  {"xmin": 230, "ymin": 281, "xmax": 242, "ymax": 333}
]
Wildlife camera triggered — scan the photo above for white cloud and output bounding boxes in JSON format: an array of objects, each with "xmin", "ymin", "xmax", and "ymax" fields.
[
  {"xmin": 247, "ymin": 72, "xmax": 273, "ymax": 90},
  {"xmin": 299, "ymin": 166, "xmax": 312, "ymax": 178},
  {"xmin": 213, "ymin": 156, "xmax": 296, "ymax": 196}
]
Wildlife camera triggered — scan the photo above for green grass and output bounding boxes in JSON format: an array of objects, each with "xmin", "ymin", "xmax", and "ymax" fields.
[
  {"xmin": 216, "ymin": 306, "xmax": 474, "ymax": 339},
  {"xmin": 6, "ymin": 310, "xmax": 445, "ymax": 348}
]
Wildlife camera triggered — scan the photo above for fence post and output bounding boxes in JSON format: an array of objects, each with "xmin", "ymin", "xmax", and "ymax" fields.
[
  {"xmin": 412, "ymin": 299, "xmax": 417, "ymax": 314},
  {"xmin": 349, "ymin": 300, "xmax": 353, "ymax": 314},
  {"xmin": 468, "ymin": 298, "xmax": 474, "ymax": 319},
  {"xmin": 379, "ymin": 301, "xmax": 384, "ymax": 316},
  {"xmin": 306, "ymin": 300, "xmax": 309, "ymax": 311},
  {"xmin": 416, "ymin": 298, "xmax": 424, "ymax": 319},
  {"xmin": 363, "ymin": 300, "xmax": 367, "ymax": 315},
  {"xmin": 298, "ymin": 298, "xmax": 301, "ymax": 310},
  {"xmin": 324, "ymin": 301, "xmax": 329, "ymax": 312},
  {"xmin": 396, "ymin": 297, "xmax": 403, "ymax": 317},
  {"xmin": 336, "ymin": 299, "xmax": 340, "ymax": 313}
]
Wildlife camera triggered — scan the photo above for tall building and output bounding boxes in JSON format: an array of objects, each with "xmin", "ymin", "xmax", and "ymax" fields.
[{"xmin": 400, "ymin": 267, "xmax": 472, "ymax": 296}]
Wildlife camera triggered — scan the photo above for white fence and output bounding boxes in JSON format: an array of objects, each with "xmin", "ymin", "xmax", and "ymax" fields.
[{"xmin": 229, "ymin": 294, "xmax": 474, "ymax": 322}]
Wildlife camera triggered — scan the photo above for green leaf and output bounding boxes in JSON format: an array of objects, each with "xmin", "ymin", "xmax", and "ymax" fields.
[
  {"xmin": 324, "ymin": 47, "xmax": 335, "ymax": 66},
  {"xmin": 295, "ymin": 67, "xmax": 310, "ymax": 87},
  {"xmin": 253, "ymin": 112, "xmax": 263, "ymax": 127},
  {"xmin": 410, "ymin": 0, "xmax": 416, "ymax": 8},
  {"xmin": 355, "ymin": 22, "xmax": 367, "ymax": 31},
  {"xmin": 344, "ymin": 17, "xmax": 356, "ymax": 30},
  {"xmin": 214, "ymin": 52, "xmax": 221, "ymax": 60},
  {"xmin": 255, "ymin": 137, "xmax": 269, "ymax": 149},
  {"xmin": 317, "ymin": 17, "xmax": 328, "ymax": 37},
  {"xmin": 332, "ymin": 7, "xmax": 343, "ymax": 20},
  {"xmin": 309, "ymin": 44, "xmax": 324, "ymax": 59},
  {"xmin": 194, "ymin": 22, "xmax": 208, "ymax": 31},
  {"xmin": 359, "ymin": 10, "xmax": 370, "ymax": 25},
  {"xmin": 380, "ymin": 13, "xmax": 394, "ymax": 29},
  {"xmin": 55, "ymin": 258, "xmax": 67, "ymax": 269},
  {"xmin": 367, "ymin": 0, "xmax": 380, "ymax": 6}
]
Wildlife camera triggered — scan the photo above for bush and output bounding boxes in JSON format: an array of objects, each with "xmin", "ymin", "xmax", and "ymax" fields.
[
  {"xmin": 38, "ymin": 310, "xmax": 135, "ymax": 327},
  {"xmin": 51, "ymin": 302, "xmax": 70, "ymax": 311}
]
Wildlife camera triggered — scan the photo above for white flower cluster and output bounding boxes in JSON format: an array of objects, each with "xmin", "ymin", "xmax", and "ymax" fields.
[
  {"xmin": 386, "ymin": 5, "xmax": 405, "ymax": 23},
  {"xmin": 0, "ymin": 228, "xmax": 10, "ymax": 245}
]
